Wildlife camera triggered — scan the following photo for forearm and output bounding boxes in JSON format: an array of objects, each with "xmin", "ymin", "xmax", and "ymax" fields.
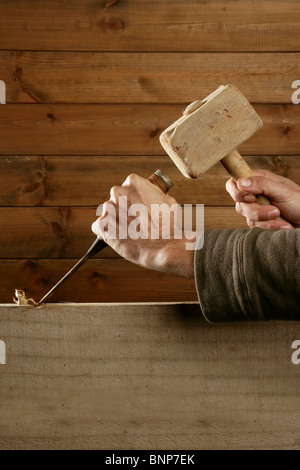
[{"xmin": 195, "ymin": 228, "xmax": 300, "ymax": 322}]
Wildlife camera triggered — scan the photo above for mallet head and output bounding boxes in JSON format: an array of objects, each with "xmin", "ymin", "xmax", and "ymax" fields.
[{"xmin": 160, "ymin": 84, "xmax": 263, "ymax": 179}]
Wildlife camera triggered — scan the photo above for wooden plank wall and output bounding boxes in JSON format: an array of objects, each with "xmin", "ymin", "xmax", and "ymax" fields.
[{"xmin": 0, "ymin": 0, "xmax": 299, "ymax": 303}]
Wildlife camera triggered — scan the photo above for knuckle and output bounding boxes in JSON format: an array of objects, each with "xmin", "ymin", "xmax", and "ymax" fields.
[
  {"xmin": 256, "ymin": 175, "xmax": 265, "ymax": 184},
  {"xmin": 167, "ymin": 195, "xmax": 177, "ymax": 206},
  {"xmin": 92, "ymin": 218, "xmax": 103, "ymax": 236},
  {"xmin": 237, "ymin": 202, "xmax": 261, "ymax": 221},
  {"xmin": 255, "ymin": 175, "xmax": 269, "ymax": 189},
  {"xmin": 225, "ymin": 179, "xmax": 231, "ymax": 192},
  {"xmin": 225, "ymin": 178, "xmax": 236, "ymax": 194},
  {"xmin": 110, "ymin": 185, "xmax": 121, "ymax": 198},
  {"xmin": 249, "ymin": 209, "xmax": 260, "ymax": 221},
  {"xmin": 253, "ymin": 169, "xmax": 270, "ymax": 179},
  {"xmin": 102, "ymin": 200, "xmax": 114, "ymax": 214},
  {"xmin": 91, "ymin": 219, "xmax": 99, "ymax": 232},
  {"xmin": 235, "ymin": 202, "xmax": 242, "ymax": 214},
  {"xmin": 96, "ymin": 203, "xmax": 104, "ymax": 217},
  {"xmin": 253, "ymin": 221, "xmax": 274, "ymax": 230},
  {"xmin": 127, "ymin": 173, "xmax": 138, "ymax": 184}
]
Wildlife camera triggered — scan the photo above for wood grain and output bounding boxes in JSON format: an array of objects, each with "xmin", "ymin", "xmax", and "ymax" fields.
[
  {"xmin": 0, "ymin": 155, "xmax": 297, "ymax": 207},
  {"xmin": 0, "ymin": 206, "xmax": 247, "ymax": 259},
  {"xmin": 0, "ymin": 104, "xmax": 299, "ymax": 156},
  {"xmin": 0, "ymin": 260, "xmax": 197, "ymax": 303},
  {"xmin": 3, "ymin": 51, "xmax": 300, "ymax": 103},
  {"xmin": 0, "ymin": 303, "xmax": 300, "ymax": 449},
  {"xmin": 0, "ymin": 1, "xmax": 299, "ymax": 52}
]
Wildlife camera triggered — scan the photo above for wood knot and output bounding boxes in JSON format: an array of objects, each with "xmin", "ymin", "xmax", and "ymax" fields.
[
  {"xmin": 13, "ymin": 66, "xmax": 23, "ymax": 81},
  {"xmin": 272, "ymin": 156, "xmax": 288, "ymax": 176},
  {"xmin": 39, "ymin": 276, "xmax": 52, "ymax": 286},
  {"xmin": 25, "ymin": 260, "xmax": 37, "ymax": 269},
  {"xmin": 283, "ymin": 125, "xmax": 290, "ymax": 135},
  {"xmin": 50, "ymin": 221, "xmax": 65, "ymax": 239},
  {"xmin": 23, "ymin": 181, "xmax": 41, "ymax": 194},
  {"xmin": 47, "ymin": 113, "xmax": 56, "ymax": 121},
  {"xmin": 149, "ymin": 127, "xmax": 160, "ymax": 138},
  {"xmin": 49, "ymin": 209, "xmax": 71, "ymax": 255},
  {"xmin": 100, "ymin": 18, "xmax": 124, "ymax": 34}
]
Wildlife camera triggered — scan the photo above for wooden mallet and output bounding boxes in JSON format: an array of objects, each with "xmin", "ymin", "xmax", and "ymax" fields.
[{"xmin": 160, "ymin": 84, "xmax": 285, "ymax": 220}]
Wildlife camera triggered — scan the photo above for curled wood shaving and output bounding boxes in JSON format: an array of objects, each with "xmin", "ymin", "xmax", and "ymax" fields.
[{"xmin": 13, "ymin": 289, "xmax": 38, "ymax": 306}]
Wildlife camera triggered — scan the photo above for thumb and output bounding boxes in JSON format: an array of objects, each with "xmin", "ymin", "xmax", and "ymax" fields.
[{"xmin": 237, "ymin": 176, "xmax": 290, "ymax": 203}]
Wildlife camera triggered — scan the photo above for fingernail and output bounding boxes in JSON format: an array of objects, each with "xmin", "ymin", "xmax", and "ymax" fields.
[
  {"xmin": 239, "ymin": 178, "xmax": 252, "ymax": 187},
  {"xmin": 281, "ymin": 225, "xmax": 292, "ymax": 230},
  {"xmin": 268, "ymin": 209, "xmax": 280, "ymax": 219},
  {"xmin": 244, "ymin": 195, "xmax": 255, "ymax": 202}
]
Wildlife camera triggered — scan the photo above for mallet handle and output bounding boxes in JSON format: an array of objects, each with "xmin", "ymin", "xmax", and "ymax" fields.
[{"xmin": 221, "ymin": 149, "xmax": 288, "ymax": 222}]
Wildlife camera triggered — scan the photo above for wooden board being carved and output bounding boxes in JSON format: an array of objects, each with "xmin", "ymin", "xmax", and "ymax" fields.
[{"xmin": 0, "ymin": 303, "xmax": 300, "ymax": 450}]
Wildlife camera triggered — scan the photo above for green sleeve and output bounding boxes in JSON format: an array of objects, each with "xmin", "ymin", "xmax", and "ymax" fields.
[{"xmin": 194, "ymin": 228, "xmax": 300, "ymax": 322}]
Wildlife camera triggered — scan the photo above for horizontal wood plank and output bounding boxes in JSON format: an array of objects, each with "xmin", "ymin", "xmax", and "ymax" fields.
[
  {"xmin": 0, "ymin": 207, "xmax": 247, "ymax": 259},
  {"xmin": 0, "ymin": 259, "xmax": 197, "ymax": 303},
  {"xmin": 0, "ymin": 1, "xmax": 299, "ymax": 52},
  {"xmin": 1, "ymin": 304, "xmax": 300, "ymax": 449},
  {"xmin": 0, "ymin": 155, "xmax": 298, "ymax": 207},
  {"xmin": 0, "ymin": 104, "xmax": 299, "ymax": 156},
  {"xmin": 2, "ymin": 51, "xmax": 300, "ymax": 103}
]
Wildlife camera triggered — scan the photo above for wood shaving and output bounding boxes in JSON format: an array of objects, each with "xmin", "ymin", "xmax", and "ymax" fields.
[{"xmin": 13, "ymin": 289, "xmax": 38, "ymax": 306}]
